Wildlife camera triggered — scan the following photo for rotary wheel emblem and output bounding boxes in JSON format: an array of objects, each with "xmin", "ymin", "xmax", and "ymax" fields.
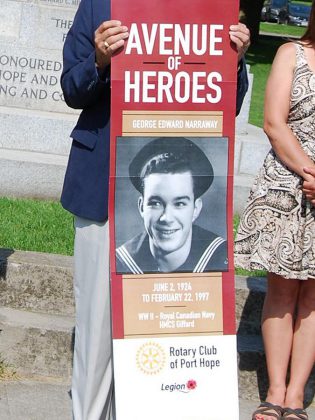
[{"xmin": 136, "ymin": 342, "xmax": 166, "ymax": 375}]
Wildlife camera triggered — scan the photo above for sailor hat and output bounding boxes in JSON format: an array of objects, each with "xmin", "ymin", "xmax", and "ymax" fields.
[{"xmin": 129, "ymin": 137, "xmax": 214, "ymax": 197}]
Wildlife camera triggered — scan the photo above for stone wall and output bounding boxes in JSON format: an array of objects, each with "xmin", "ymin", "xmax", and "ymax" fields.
[{"xmin": 0, "ymin": 0, "xmax": 80, "ymax": 199}]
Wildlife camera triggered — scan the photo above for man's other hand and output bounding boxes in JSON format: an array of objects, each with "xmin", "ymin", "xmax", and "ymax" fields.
[{"xmin": 229, "ymin": 23, "xmax": 250, "ymax": 62}]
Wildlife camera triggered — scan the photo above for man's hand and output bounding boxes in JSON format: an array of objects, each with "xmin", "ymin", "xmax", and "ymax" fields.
[
  {"xmin": 302, "ymin": 167, "xmax": 315, "ymax": 205},
  {"xmin": 95, "ymin": 20, "xmax": 129, "ymax": 72},
  {"xmin": 229, "ymin": 23, "xmax": 250, "ymax": 63}
]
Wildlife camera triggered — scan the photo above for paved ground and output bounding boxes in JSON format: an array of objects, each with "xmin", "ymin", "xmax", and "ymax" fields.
[
  {"xmin": 0, "ymin": 379, "xmax": 72, "ymax": 420},
  {"xmin": 1, "ymin": 379, "xmax": 315, "ymax": 420}
]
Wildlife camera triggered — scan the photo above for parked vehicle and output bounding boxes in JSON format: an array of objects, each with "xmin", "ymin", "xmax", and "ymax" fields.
[
  {"xmin": 283, "ymin": 3, "xmax": 311, "ymax": 26},
  {"xmin": 261, "ymin": 0, "xmax": 288, "ymax": 23}
]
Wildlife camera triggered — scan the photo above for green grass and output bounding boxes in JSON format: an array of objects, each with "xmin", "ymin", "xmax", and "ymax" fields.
[
  {"xmin": 0, "ymin": 197, "xmax": 74, "ymax": 256},
  {"xmin": 292, "ymin": 0, "xmax": 312, "ymax": 4},
  {"xmin": 246, "ymin": 36, "xmax": 285, "ymax": 127},
  {"xmin": 0, "ymin": 197, "xmax": 265, "ymax": 276},
  {"xmin": 260, "ymin": 22, "xmax": 307, "ymax": 37},
  {"xmin": 248, "ymin": 20, "xmax": 309, "ymax": 127}
]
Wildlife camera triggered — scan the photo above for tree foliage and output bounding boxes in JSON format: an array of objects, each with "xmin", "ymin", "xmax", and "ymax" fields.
[
  {"xmin": 240, "ymin": 0, "xmax": 265, "ymax": 44},
  {"xmin": 240, "ymin": 0, "xmax": 313, "ymax": 44}
]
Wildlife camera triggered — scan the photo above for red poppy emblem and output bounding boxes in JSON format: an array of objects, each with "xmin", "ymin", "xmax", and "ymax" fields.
[{"xmin": 186, "ymin": 380, "xmax": 197, "ymax": 390}]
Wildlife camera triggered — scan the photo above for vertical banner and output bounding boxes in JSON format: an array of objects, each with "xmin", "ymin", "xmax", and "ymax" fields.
[{"xmin": 109, "ymin": 1, "xmax": 239, "ymax": 419}]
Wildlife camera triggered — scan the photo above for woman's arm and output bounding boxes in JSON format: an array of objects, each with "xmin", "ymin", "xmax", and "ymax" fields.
[{"xmin": 264, "ymin": 42, "xmax": 315, "ymax": 179}]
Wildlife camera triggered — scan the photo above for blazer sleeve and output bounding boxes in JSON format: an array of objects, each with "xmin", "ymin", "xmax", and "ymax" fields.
[
  {"xmin": 236, "ymin": 57, "xmax": 249, "ymax": 116},
  {"xmin": 60, "ymin": 0, "xmax": 109, "ymax": 110}
]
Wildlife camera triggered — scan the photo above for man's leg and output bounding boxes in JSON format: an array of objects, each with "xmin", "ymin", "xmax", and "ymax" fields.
[{"xmin": 71, "ymin": 216, "xmax": 113, "ymax": 420}]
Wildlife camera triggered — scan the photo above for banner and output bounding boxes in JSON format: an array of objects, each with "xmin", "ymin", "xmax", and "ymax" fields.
[{"xmin": 110, "ymin": 1, "xmax": 239, "ymax": 419}]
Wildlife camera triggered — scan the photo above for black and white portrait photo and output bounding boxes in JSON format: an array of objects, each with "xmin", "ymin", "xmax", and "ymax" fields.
[{"xmin": 114, "ymin": 136, "xmax": 228, "ymax": 274}]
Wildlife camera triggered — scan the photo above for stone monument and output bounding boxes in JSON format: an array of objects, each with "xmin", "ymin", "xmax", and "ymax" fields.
[{"xmin": 0, "ymin": 0, "xmax": 80, "ymax": 199}]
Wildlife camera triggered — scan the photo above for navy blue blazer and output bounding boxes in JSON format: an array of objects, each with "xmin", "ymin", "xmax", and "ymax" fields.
[{"xmin": 61, "ymin": 0, "xmax": 249, "ymax": 222}]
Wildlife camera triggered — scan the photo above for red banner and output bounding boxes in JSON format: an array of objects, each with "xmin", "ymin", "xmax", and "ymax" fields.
[{"xmin": 109, "ymin": 1, "xmax": 239, "ymax": 418}]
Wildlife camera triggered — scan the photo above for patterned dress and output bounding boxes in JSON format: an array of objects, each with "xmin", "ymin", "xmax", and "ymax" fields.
[{"xmin": 235, "ymin": 43, "xmax": 315, "ymax": 280}]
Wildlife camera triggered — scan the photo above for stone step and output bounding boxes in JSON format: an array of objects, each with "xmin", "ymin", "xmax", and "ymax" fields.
[
  {"xmin": 0, "ymin": 308, "xmax": 314, "ymax": 407},
  {"xmin": 1, "ymin": 308, "xmax": 314, "ymax": 408},
  {"xmin": 0, "ymin": 307, "xmax": 74, "ymax": 381},
  {"xmin": 0, "ymin": 248, "xmax": 74, "ymax": 316},
  {"xmin": 235, "ymin": 276, "xmax": 266, "ymax": 336},
  {"xmin": 0, "ymin": 249, "xmax": 266, "ymax": 331}
]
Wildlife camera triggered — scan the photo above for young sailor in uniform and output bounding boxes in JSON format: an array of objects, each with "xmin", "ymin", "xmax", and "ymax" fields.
[{"xmin": 116, "ymin": 137, "xmax": 227, "ymax": 274}]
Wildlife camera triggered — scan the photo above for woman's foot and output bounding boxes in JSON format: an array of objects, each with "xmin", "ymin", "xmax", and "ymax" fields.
[
  {"xmin": 284, "ymin": 388, "xmax": 304, "ymax": 416},
  {"xmin": 252, "ymin": 402, "xmax": 283, "ymax": 420},
  {"xmin": 282, "ymin": 407, "xmax": 308, "ymax": 419},
  {"xmin": 253, "ymin": 386, "xmax": 286, "ymax": 420}
]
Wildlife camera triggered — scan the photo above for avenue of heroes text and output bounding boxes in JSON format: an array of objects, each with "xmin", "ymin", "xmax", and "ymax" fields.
[{"xmin": 124, "ymin": 23, "xmax": 225, "ymax": 104}]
